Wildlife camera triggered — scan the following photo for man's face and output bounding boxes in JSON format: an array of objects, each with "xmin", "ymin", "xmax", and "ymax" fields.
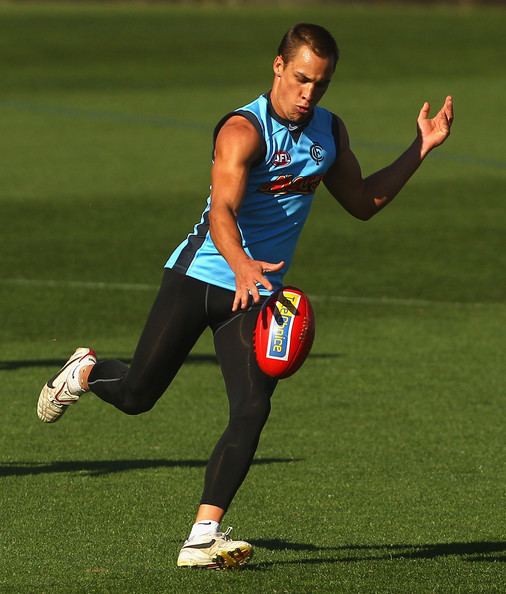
[{"xmin": 272, "ymin": 44, "xmax": 335, "ymax": 123}]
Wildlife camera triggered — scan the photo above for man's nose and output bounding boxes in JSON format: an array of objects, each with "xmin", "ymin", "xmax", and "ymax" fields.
[{"xmin": 301, "ymin": 83, "xmax": 315, "ymax": 103}]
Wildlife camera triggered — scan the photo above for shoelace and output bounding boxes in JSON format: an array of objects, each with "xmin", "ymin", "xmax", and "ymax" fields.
[
  {"xmin": 217, "ymin": 527, "xmax": 233, "ymax": 540},
  {"xmin": 183, "ymin": 526, "xmax": 235, "ymax": 547}
]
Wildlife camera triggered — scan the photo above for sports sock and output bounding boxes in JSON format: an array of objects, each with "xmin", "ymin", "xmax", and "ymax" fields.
[
  {"xmin": 188, "ymin": 520, "xmax": 220, "ymax": 540},
  {"xmin": 66, "ymin": 364, "xmax": 90, "ymax": 395}
]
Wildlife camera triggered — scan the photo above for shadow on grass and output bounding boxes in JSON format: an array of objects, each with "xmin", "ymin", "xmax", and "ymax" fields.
[
  {"xmin": 0, "ymin": 353, "xmax": 341, "ymax": 371},
  {"xmin": 0, "ymin": 457, "xmax": 300, "ymax": 477},
  {"xmin": 0, "ymin": 355, "xmax": 218, "ymax": 371},
  {"xmin": 246, "ymin": 539, "xmax": 506, "ymax": 568}
]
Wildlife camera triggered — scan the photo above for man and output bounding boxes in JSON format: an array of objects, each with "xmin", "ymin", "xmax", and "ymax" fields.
[{"xmin": 37, "ymin": 23, "xmax": 453, "ymax": 569}]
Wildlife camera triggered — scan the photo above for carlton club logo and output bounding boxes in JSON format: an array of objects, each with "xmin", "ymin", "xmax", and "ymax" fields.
[
  {"xmin": 271, "ymin": 151, "xmax": 292, "ymax": 167},
  {"xmin": 310, "ymin": 143, "xmax": 324, "ymax": 165}
]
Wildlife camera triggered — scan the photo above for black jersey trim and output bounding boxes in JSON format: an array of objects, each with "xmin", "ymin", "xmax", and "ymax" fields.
[
  {"xmin": 331, "ymin": 113, "xmax": 341, "ymax": 157},
  {"xmin": 171, "ymin": 209, "xmax": 210, "ymax": 275},
  {"xmin": 212, "ymin": 110, "xmax": 266, "ymax": 167}
]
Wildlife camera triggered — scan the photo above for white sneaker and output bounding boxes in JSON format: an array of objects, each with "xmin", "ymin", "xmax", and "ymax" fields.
[
  {"xmin": 177, "ymin": 527, "xmax": 253, "ymax": 569},
  {"xmin": 37, "ymin": 347, "xmax": 96, "ymax": 423}
]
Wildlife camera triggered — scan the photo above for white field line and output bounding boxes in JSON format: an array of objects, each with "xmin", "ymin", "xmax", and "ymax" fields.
[
  {"xmin": 3, "ymin": 278, "xmax": 157, "ymax": 292},
  {"xmin": 2, "ymin": 277, "xmax": 502, "ymax": 309}
]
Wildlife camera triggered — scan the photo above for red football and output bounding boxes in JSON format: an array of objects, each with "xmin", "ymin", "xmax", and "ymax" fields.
[{"xmin": 254, "ymin": 286, "xmax": 315, "ymax": 379}]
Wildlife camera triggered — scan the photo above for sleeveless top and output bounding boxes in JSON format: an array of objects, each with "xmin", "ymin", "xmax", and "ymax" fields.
[{"xmin": 165, "ymin": 93, "xmax": 339, "ymax": 294}]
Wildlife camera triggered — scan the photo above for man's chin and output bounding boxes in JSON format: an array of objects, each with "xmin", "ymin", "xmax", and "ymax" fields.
[{"xmin": 290, "ymin": 111, "xmax": 312, "ymax": 124}]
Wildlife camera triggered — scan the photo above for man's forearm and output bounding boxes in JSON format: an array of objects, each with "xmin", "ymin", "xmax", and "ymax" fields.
[
  {"xmin": 209, "ymin": 205, "xmax": 250, "ymax": 272},
  {"xmin": 364, "ymin": 137, "xmax": 424, "ymax": 212}
]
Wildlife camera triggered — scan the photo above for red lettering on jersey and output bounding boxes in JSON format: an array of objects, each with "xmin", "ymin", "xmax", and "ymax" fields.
[{"xmin": 259, "ymin": 175, "xmax": 323, "ymax": 195}]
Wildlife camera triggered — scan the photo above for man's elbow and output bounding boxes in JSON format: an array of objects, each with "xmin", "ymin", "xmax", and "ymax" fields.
[
  {"xmin": 208, "ymin": 207, "xmax": 222, "ymax": 242},
  {"xmin": 353, "ymin": 195, "xmax": 387, "ymax": 221},
  {"xmin": 208, "ymin": 203, "xmax": 238, "ymax": 238},
  {"xmin": 209, "ymin": 202, "xmax": 239, "ymax": 222},
  {"xmin": 351, "ymin": 204, "xmax": 377, "ymax": 221},
  {"xmin": 355, "ymin": 213, "xmax": 373, "ymax": 222},
  {"xmin": 335, "ymin": 189, "xmax": 378, "ymax": 221}
]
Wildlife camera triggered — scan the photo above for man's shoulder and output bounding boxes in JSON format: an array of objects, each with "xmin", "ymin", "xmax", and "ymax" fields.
[
  {"xmin": 213, "ymin": 95, "xmax": 266, "ymax": 138},
  {"xmin": 236, "ymin": 93, "xmax": 268, "ymax": 115},
  {"xmin": 219, "ymin": 114, "xmax": 259, "ymax": 138}
]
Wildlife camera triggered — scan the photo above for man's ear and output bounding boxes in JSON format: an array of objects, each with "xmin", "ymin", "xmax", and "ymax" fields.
[{"xmin": 273, "ymin": 55, "xmax": 285, "ymax": 78}]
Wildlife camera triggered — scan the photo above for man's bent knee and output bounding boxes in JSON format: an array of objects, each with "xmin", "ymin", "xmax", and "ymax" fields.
[{"xmin": 119, "ymin": 392, "xmax": 158, "ymax": 415}]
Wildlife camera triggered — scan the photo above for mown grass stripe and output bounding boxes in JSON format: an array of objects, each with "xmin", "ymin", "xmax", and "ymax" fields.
[{"xmin": 2, "ymin": 277, "xmax": 502, "ymax": 309}]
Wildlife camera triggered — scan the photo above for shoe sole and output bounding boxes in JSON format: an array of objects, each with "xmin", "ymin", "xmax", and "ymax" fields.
[{"xmin": 37, "ymin": 384, "xmax": 68, "ymax": 423}]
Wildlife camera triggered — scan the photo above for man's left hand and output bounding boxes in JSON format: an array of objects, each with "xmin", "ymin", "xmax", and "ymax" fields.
[{"xmin": 417, "ymin": 95, "xmax": 454, "ymax": 158}]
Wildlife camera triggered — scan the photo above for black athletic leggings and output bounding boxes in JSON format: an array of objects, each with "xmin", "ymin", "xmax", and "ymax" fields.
[{"xmin": 88, "ymin": 268, "xmax": 277, "ymax": 511}]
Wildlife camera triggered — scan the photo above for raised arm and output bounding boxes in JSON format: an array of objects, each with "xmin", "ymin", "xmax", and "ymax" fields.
[
  {"xmin": 324, "ymin": 96, "xmax": 454, "ymax": 220},
  {"xmin": 209, "ymin": 116, "xmax": 284, "ymax": 311}
]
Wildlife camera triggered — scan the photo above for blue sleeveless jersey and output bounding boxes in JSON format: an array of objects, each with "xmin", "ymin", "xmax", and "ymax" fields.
[{"xmin": 166, "ymin": 93, "xmax": 339, "ymax": 294}]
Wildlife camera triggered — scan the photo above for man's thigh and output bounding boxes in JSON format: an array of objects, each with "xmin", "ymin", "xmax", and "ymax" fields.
[
  {"xmin": 210, "ymin": 293, "xmax": 277, "ymax": 414},
  {"xmin": 126, "ymin": 269, "xmax": 209, "ymax": 397}
]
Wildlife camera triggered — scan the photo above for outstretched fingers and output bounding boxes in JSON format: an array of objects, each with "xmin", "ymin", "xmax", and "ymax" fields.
[
  {"xmin": 417, "ymin": 95, "xmax": 454, "ymax": 157},
  {"xmin": 418, "ymin": 96, "xmax": 453, "ymax": 127},
  {"xmin": 444, "ymin": 95, "xmax": 454, "ymax": 124},
  {"xmin": 231, "ymin": 260, "xmax": 284, "ymax": 312},
  {"xmin": 418, "ymin": 101, "xmax": 431, "ymax": 122},
  {"xmin": 437, "ymin": 96, "xmax": 454, "ymax": 136}
]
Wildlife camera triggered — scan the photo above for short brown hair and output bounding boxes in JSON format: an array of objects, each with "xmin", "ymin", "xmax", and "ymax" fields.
[{"xmin": 277, "ymin": 23, "xmax": 339, "ymax": 71}]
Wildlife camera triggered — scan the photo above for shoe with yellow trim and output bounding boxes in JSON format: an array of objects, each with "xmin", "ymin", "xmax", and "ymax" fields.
[{"xmin": 177, "ymin": 527, "xmax": 253, "ymax": 569}]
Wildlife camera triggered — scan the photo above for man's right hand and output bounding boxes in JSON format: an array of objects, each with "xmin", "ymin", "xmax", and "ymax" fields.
[{"xmin": 232, "ymin": 258, "xmax": 285, "ymax": 311}]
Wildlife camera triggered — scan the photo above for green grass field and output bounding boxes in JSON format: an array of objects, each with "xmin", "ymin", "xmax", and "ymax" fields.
[{"xmin": 1, "ymin": 2, "xmax": 505, "ymax": 592}]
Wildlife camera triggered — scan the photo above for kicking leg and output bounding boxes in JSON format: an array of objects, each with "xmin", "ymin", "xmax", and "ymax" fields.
[{"xmin": 37, "ymin": 269, "xmax": 208, "ymax": 421}]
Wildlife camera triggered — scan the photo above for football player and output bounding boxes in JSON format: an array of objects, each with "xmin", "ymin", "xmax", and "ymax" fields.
[{"xmin": 38, "ymin": 23, "xmax": 453, "ymax": 569}]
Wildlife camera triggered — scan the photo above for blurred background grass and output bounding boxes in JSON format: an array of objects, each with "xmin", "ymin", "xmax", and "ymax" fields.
[{"xmin": 1, "ymin": 2, "xmax": 504, "ymax": 308}]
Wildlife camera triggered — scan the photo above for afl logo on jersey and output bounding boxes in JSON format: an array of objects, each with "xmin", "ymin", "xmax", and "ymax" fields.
[
  {"xmin": 310, "ymin": 143, "xmax": 324, "ymax": 165},
  {"xmin": 271, "ymin": 151, "xmax": 292, "ymax": 167}
]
